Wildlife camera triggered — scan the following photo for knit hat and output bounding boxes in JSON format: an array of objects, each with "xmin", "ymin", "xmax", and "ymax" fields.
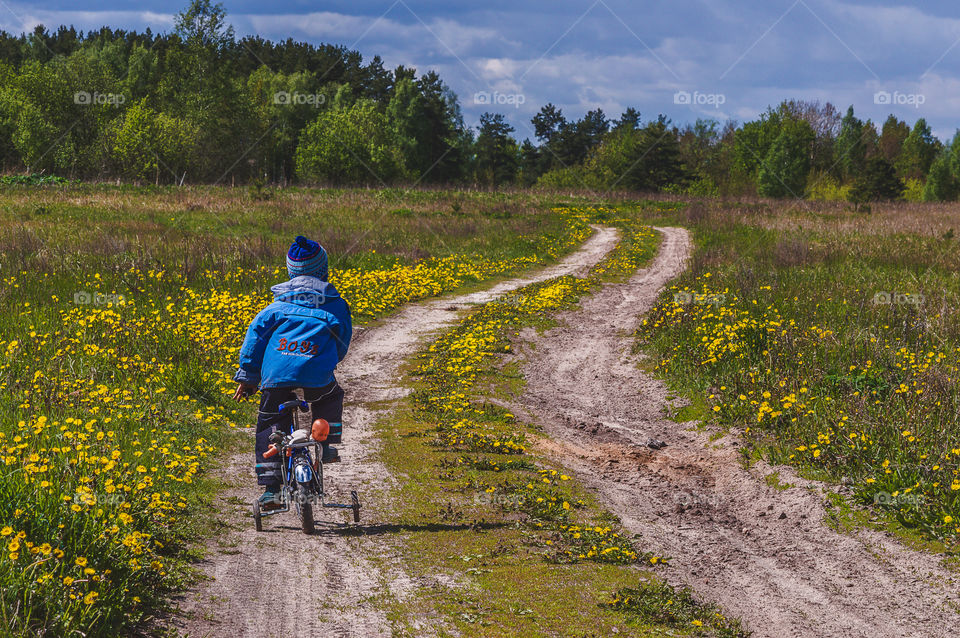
[{"xmin": 286, "ymin": 235, "xmax": 328, "ymax": 280}]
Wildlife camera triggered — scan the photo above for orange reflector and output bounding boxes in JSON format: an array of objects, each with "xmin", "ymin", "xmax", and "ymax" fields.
[{"xmin": 311, "ymin": 418, "xmax": 330, "ymax": 442}]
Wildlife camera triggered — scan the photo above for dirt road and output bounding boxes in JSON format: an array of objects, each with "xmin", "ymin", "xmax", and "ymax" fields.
[
  {"xmin": 167, "ymin": 226, "xmax": 621, "ymax": 638},
  {"xmin": 516, "ymin": 227, "xmax": 960, "ymax": 638}
]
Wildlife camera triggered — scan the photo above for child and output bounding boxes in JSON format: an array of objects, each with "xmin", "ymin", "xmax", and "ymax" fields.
[{"xmin": 233, "ymin": 235, "xmax": 352, "ymax": 510}]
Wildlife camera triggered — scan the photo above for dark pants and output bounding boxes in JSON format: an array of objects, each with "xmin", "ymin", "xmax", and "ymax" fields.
[{"xmin": 254, "ymin": 382, "xmax": 344, "ymax": 487}]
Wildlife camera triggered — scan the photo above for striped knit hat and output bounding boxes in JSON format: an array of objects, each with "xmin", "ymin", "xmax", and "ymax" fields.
[{"xmin": 286, "ymin": 235, "xmax": 328, "ymax": 281}]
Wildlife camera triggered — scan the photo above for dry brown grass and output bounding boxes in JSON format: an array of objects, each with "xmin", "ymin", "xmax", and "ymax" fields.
[
  {"xmin": 0, "ymin": 185, "xmax": 580, "ymax": 275},
  {"xmin": 533, "ymin": 184, "xmax": 960, "ymax": 240},
  {"xmin": 668, "ymin": 194, "xmax": 960, "ymax": 239}
]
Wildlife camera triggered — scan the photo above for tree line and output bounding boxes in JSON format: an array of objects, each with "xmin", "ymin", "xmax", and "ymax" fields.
[
  {"xmin": 2, "ymin": 1, "xmax": 959, "ymax": 202},
  {"xmin": 0, "ymin": 1, "xmax": 467, "ymax": 185},
  {"xmin": 515, "ymin": 99, "xmax": 958, "ymax": 204}
]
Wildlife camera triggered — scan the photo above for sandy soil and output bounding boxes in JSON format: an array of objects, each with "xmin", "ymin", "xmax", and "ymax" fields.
[
  {"xmin": 515, "ymin": 226, "xmax": 960, "ymax": 638},
  {"xmin": 164, "ymin": 226, "xmax": 622, "ymax": 638}
]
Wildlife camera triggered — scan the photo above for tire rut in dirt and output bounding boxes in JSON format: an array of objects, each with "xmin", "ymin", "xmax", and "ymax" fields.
[
  {"xmin": 516, "ymin": 226, "xmax": 960, "ymax": 638},
  {"xmin": 163, "ymin": 225, "xmax": 622, "ymax": 638}
]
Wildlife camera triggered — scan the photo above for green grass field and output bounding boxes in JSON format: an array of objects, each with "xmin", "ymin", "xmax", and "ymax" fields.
[
  {"xmin": 376, "ymin": 204, "xmax": 747, "ymax": 637},
  {"xmin": 0, "ymin": 184, "xmax": 596, "ymax": 636},
  {"xmin": 2, "ymin": 184, "xmax": 959, "ymax": 636},
  {"xmin": 635, "ymin": 199, "xmax": 960, "ymax": 548}
]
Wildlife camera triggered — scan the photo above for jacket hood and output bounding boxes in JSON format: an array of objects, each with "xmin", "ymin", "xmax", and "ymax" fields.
[{"xmin": 271, "ymin": 276, "xmax": 341, "ymax": 307}]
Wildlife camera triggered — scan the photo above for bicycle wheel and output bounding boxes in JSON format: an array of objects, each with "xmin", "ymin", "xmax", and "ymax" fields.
[
  {"xmin": 351, "ymin": 490, "xmax": 361, "ymax": 523},
  {"xmin": 297, "ymin": 483, "xmax": 315, "ymax": 535},
  {"xmin": 253, "ymin": 499, "xmax": 263, "ymax": 532}
]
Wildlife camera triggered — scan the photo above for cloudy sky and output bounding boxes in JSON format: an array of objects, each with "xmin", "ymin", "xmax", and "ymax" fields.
[{"xmin": 5, "ymin": 1, "xmax": 960, "ymax": 140}]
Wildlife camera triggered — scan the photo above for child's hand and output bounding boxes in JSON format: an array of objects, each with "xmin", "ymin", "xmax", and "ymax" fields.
[{"xmin": 233, "ymin": 383, "xmax": 256, "ymax": 401}]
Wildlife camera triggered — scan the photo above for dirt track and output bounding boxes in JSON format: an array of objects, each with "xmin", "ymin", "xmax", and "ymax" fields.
[
  {"xmin": 166, "ymin": 226, "xmax": 621, "ymax": 638},
  {"xmin": 516, "ymin": 227, "xmax": 960, "ymax": 638}
]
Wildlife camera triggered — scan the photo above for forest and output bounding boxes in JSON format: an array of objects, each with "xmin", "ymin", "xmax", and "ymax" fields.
[{"xmin": 0, "ymin": 0, "xmax": 956, "ymax": 204}]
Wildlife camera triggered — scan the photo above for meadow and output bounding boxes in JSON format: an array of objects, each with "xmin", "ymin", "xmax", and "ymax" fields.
[
  {"xmin": 0, "ymin": 184, "xmax": 593, "ymax": 636},
  {"xmin": 636, "ymin": 199, "xmax": 960, "ymax": 547},
  {"xmin": 3, "ymin": 183, "xmax": 958, "ymax": 636},
  {"xmin": 378, "ymin": 204, "xmax": 747, "ymax": 636}
]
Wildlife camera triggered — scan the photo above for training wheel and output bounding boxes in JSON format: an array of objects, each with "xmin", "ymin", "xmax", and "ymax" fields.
[
  {"xmin": 253, "ymin": 500, "xmax": 263, "ymax": 532},
  {"xmin": 351, "ymin": 490, "xmax": 361, "ymax": 523}
]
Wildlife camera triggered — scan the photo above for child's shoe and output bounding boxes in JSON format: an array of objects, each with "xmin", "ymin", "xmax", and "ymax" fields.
[
  {"xmin": 258, "ymin": 485, "xmax": 284, "ymax": 511},
  {"xmin": 321, "ymin": 444, "xmax": 340, "ymax": 464}
]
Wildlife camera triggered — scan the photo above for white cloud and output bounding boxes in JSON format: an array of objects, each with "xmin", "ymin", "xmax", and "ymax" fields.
[
  {"xmin": 0, "ymin": 9, "xmax": 173, "ymax": 34},
  {"xmin": 6, "ymin": 1, "xmax": 960, "ymax": 139},
  {"xmin": 241, "ymin": 11, "xmax": 502, "ymax": 62}
]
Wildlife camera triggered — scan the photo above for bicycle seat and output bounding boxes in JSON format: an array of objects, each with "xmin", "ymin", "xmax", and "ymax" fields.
[{"xmin": 279, "ymin": 399, "xmax": 309, "ymax": 413}]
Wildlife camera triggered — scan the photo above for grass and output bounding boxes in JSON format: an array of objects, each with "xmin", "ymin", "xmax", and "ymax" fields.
[
  {"xmin": 634, "ymin": 198, "xmax": 960, "ymax": 550},
  {"xmin": 0, "ymin": 185, "xmax": 586, "ymax": 276},
  {"xmin": 375, "ymin": 203, "xmax": 749, "ymax": 637},
  {"xmin": 0, "ymin": 185, "xmax": 600, "ymax": 637},
  {"xmin": 763, "ymin": 472, "xmax": 794, "ymax": 492},
  {"xmin": 14, "ymin": 184, "xmax": 957, "ymax": 634},
  {"xmin": 605, "ymin": 578, "xmax": 747, "ymax": 638}
]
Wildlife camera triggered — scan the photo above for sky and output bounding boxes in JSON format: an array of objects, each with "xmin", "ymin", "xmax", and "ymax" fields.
[{"xmin": 4, "ymin": 0, "xmax": 960, "ymax": 140}]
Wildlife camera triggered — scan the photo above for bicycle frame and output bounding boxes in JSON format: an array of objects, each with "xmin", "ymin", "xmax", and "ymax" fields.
[
  {"xmin": 257, "ymin": 428, "xmax": 356, "ymax": 519},
  {"xmin": 253, "ymin": 395, "xmax": 360, "ymax": 531}
]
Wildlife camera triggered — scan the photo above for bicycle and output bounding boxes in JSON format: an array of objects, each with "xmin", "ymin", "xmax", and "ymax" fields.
[{"xmin": 251, "ymin": 398, "xmax": 360, "ymax": 534}]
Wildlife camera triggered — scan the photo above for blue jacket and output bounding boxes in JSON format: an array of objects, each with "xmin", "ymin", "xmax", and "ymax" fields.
[{"xmin": 234, "ymin": 276, "xmax": 352, "ymax": 389}]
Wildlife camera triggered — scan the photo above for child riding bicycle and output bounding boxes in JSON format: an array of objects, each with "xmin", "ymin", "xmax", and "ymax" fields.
[{"xmin": 233, "ymin": 236, "xmax": 352, "ymax": 511}]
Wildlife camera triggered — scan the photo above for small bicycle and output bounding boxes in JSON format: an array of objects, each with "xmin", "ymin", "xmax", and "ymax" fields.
[{"xmin": 252, "ymin": 398, "xmax": 360, "ymax": 534}]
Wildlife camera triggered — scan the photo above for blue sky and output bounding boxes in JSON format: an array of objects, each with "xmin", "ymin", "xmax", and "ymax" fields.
[{"xmin": 6, "ymin": 1, "xmax": 960, "ymax": 140}]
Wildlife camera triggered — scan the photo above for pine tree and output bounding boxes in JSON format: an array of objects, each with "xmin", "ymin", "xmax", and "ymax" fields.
[
  {"xmin": 835, "ymin": 106, "xmax": 865, "ymax": 180},
  {"xmin": 923, "ymin": 151, "xmax": 957, "ymax": 201},
  {"xmin": 879, "ymin": 115, "xmax": 909, "ymax": 165},
  {"xmin": 897, "ymin": 118, "xmax": 940, "ymax": 179},
  {"xmin": 757, "ymin": 121, "xmax": 814, "ymax": 198},
  {"xmin": 848, "ymin": 156, "xmax": 904, "ymax": 209},
  {"xmin": 474, "ymin": 112, "xmax": 519, "ymax": 186}
]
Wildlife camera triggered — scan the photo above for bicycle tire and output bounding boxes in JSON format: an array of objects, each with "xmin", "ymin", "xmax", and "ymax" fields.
[
  {"xmin": 253, "ymin": 499, "xmax": 263, "ymax": 532},
  {"xmin": 351, "ymin": 490, "xmax": 361, "ymax": 523},
  {"xmin": 298, "ymin": 483, "xmax": 315, "ymax": 534}
]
